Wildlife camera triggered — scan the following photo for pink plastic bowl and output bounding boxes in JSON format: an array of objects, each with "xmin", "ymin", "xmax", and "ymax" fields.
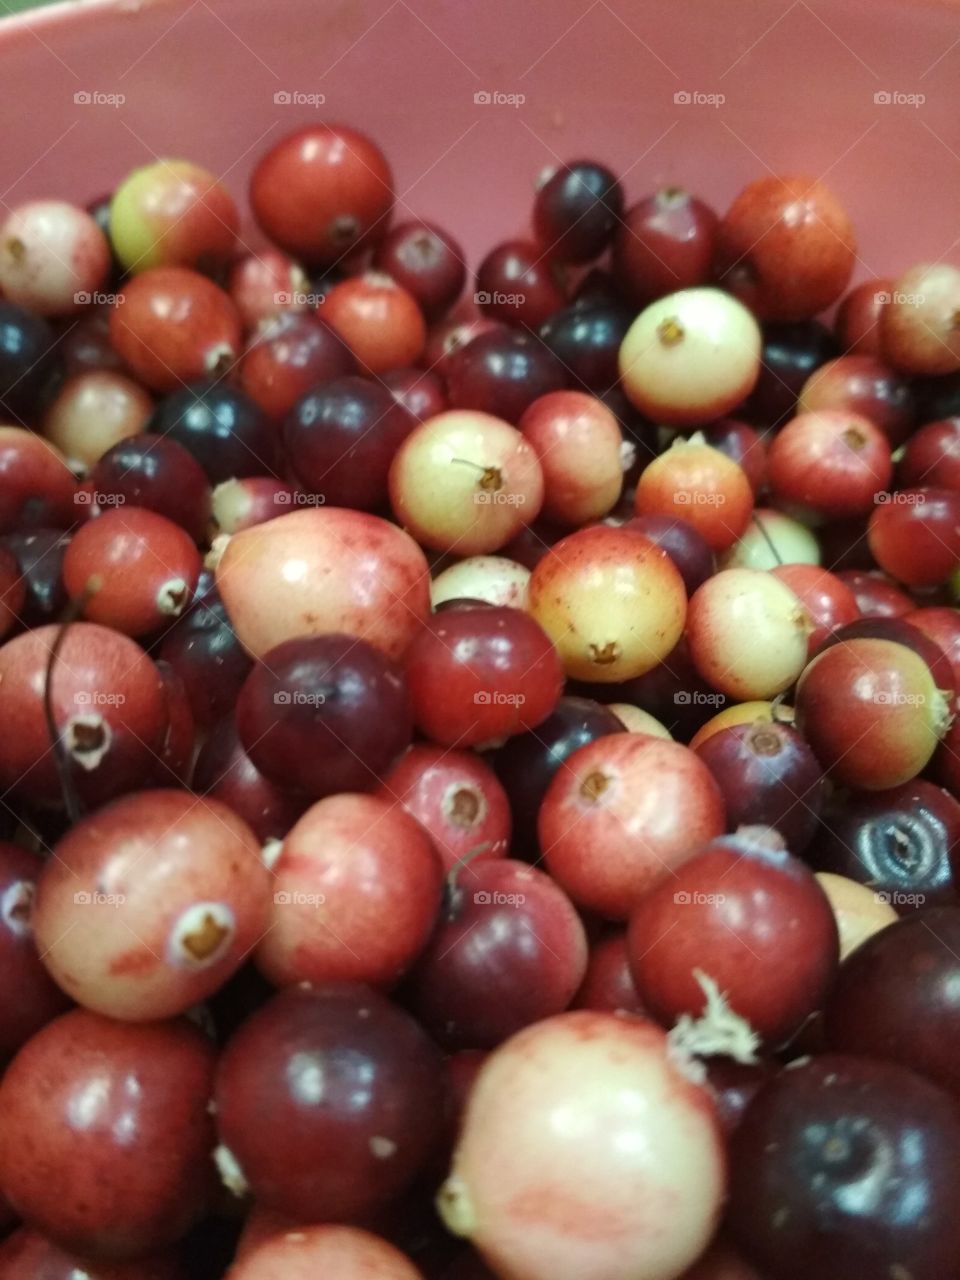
[{"xmin": 0, "ymin": 0, "xmax": 959, "ymax": 276}]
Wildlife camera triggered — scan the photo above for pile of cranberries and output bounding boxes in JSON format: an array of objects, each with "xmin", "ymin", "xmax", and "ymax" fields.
[{"xmin": 1, "ymin": 122, "xmax": 960, "ymax": 1280}]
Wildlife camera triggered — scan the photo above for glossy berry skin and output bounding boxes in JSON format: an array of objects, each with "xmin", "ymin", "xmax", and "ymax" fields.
[
  {"xmin": 908, "ymin": 605, "xmax": 960, "ymax": 687},
  {"xmin": 493, "ymin": 696, "xmax": 624, "ymax": 854},
  {"xmin": 820, "ymin": 616, "xmax": 956, "ymax": 704},
  {"xmin": 796, "ymin": 638, "xmax": 950, "ymax": 790},
  {"xmin": 257, "ymin": 793, "xmax": 443, "ymax": 989},
  {"xmin": 42, "ymin": 369, "xmax": 152, "ymax": 472},
  {"xmin": 767, "ymin": 410, "xmax": 892, "ymax": 519},
  {"xmin": 898, "ymin": 417, "xmax": 960, "ymax": 492},
  {"xmin": 216, "ymin": 507, "xmax": 430, "ymax": 661},
  {"xmin": 159, "ymin": 592, "xmax": 251, "ymax": 729},
  {"xmin": 228, "ymin": 247, "xmax": 311, "ymax": 331},
  {"xmin": 382, "ymin": 365, "xmax": 447, "ymax": 422},
  {"xmin": 799, "ymin": 354, "xmax": 915, "ymax": 447},
  {"xmin": 613, "ymin": 187, "xmax": 719, "ymax": 304},
  {"xmin": 318, "ymin": 273, "xmax": 426, "ymax": 375},
  {"xmin": 214, "ymin": 984, "xmax": 445, "ymax": 1222},
  {"xmin": 192, "ymin": 715, "xmax": 305, "ymax": 842},
  {"xmin": 475, "ymin": 240, "xmax": 566, "ymax": 329},
  {"xmin": 868, "ymin": 487, "xmax": 960, "ymax": 587},
  {"xmin": 285, "ymin": 375, "xmax": 415, "ymax": 509},
  {"xmin": 0, "ymin": 527, "xmax": 70, "ymax": 625},
  {"xmin": 0, "ymin": 427, "xmax": 76, "ymax": 535},
  {"xmin": 0, "ymin": 200, "xmax": 110, "ymax": 316},
  {"xmin": 835, "ymin": 278, "xmax": 891, "ymax": 355},
  {"xmin": 109, "ymin": 267, "xmax": 242, "ymax": 393},
  {"xmin": 374, "ymin": 220, "xmax": 465, "ymax": 318},
  {"xmin": 770, "ymin": 564, "xmax": 860, "ymax": 653},
  {"xmin": 519, "ymin": 390, "xmax": 623, "ymax": 525},
  {"xmin": 239, "ymin": 311, "xmax": 356, "ymax": 421},
  {"xmin": 743, "ymin": 320, "xmax": 839, "ymax": 428},
  {"xmin": 572, "ymin": 931, "xmax": 646, "ymax": 1015},
  {"xmin": 622, "ymin": 515, "xmax": 715, "ymax": 596},
  {"xmin": 808, "ymin": 780, "xmax": 958, "ymax": 911},
  {"xmin": 0, "ymin": 622, "xmax": 166, "ymax": 809},
  {"xmin": 702, "ymin": 418, "xmax": 767, "ymax": 493},
  {"xmin": 628, "ymin": 832, "xmax": 839, "ymax": 1046},
  {"xmin": 715, "ymin": 176, "xmax": 856, "ymax": 321},
  {"xmin": 445, "ymin": 329, "xmax": 565, "ymax": 424},
  {"xmin": 881, "ymin": 263, "xmax": 960, "ymax": 375},
  {"xmin": 423, "ymin": 315, "xmax": 505, "ymax": 381},
  {"xmin": 694, "ymin": 720, "xmax": 826, "ymax": 852},
  {"xmin": 634, "ymin": 440, "xmax": 754, "ymax": 552},
  {"xmin": 0, "ymin": 842, "xmax": 71, "ymax": 1055},
  {"xmin": 377, "ymin": 744, "xmax": 511, "ymax": 871},
  {"xmin": 0, "ymin": 1010, "xmax": 216, "ymax": 1260},
  {"xmin": 406, "ymin": 860, "xmax": 588, "ymax": 1049},
  {"xmin": 540, "ymin": 734, "xmax": 725, "ymax": 919},
  {"xmin": 63, "ymin": 507, "xmax": 201, "ymax": 636},
  {"xmin": 0, "ymin": 1228, "xmax": 185, "ymax": 1279},
  {"xmin": 237, "ymin": 633, "xmax": 413, "ymax": 796},
  {"xmin": 34, "ymin": 790, "xmax": 270, "ymax": 1021},
  {"xmin": 727, "ymin": 1054, "xmax": 960, "ymax": 1280},
  {"xmin": 533, "ymin": 161, "xmax": 624, "ymax": 264},
  {"xmin": 538, "ymin": 300, "xmax": 633, "ymax": 393},
  {"xmin": 109, "ymin": 159, "xmax": 238, "ymax": 274},
  {"xmin": 87, "ymin": 434, "xmax": 211, "ymax": 543},
  {"xmin": 148, "ymin": 381, "xmax": 275, "ymax": 483},
  {"xmin": 529, "ymin": 525, "xmax": 687, "ymax": 683},
  {"xmin": 836, "ymin": 569, "xmax": 913, "ymax": 619},
  {"xmin": 250, "ymin": 125, "xmax": 393, "ymax": 264},
  {"xmin": 405, "ymin": 606, "xmax": 562, "ymax": 748},
  {"xmin": 440, "ymin": 1011, "xmax": 725, "ymax": 1280},
  {"xmin": 0, "ymin": 302, "xmax": 63, "ymax": 426}
]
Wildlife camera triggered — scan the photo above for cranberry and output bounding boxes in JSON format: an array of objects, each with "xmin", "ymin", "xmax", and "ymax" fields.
[
  {"xmin": 613, "ymin": 187, "xmax": 718, "ymax": 304},
  {"xmin": 318, "ymin": 272, "xmax": 426, "ymax": 374},
  {"xmin": 431, "ymin": 554, "xmax": 530, "ymax": 610},
  {"xmin": 820, "ymin": 616, "xmax": 956, "ymax": 701},
  {"xmin": 445, "ymin": 329, "xmax": 565, "ymax": 424},
  {"xmin": 572, "ymin": 930, "xmax": 646, "ymax": 1015},
  {"xmin": 0, "ymin": 1227, "xmax": 185, "ymax": 1279},
  {"xmin": 836, "ymin": 568, "xmax": 913, "ymax": 619},
  {"xmin": 475, "ymin": 240, "xmax": 566, "ymax": 328},
  {"xmin": 798, "ymin": 354, "xmax": 914, "ymax": 446},
  {"xmin": 214, "ymin": 984, "xmax": 445, "ymax": 1221},
  {"xmin": 529, "ymin": 525, "xmax": 687, "ymax": 683},
  {"xmin": 150, "ymin": 659, "xmax": 195, "ymax": 787},
  {"xmin": 87, "ymin": 434, "xmax": 211, "ymax": 543},
  {"xmin": 0, "ymin": 200, "xmax": 110, "ymax": 316},
  {"xmin": 285, "ymin": 375, "xmax": 415, "ymax": 509},
  {"xmin": 742, "ymin": 320, "xmax": 839, "ymax": 427},
  {"xmin": 868, "ymin": 487, "xmax": 960, "ymax": 587},
  {"xmin": 724, "ymin": 507, "xmax": 819, "ymax": 572},
  {"xmin": 0, "ymin": 302, "xmax": 63, "ymax": 425},
  {"xmin": 694, "ymin": 720, "xmax": 825, "ymax": 852},
  {"xmin": 908, "ymin": 605, "xmax": 960, "ymax": 686},
  {"xmin": 0, "ymin": 528, "xmax": 70, "ymax": 625},
  {"xmin": 440, "ymin": 1011, "xmax": 724, "ymax": 1280},
  {"xmin": 796, "ymin": 637, "xmax": 951, "ymax": 790},
  {"xmin": 881, "ymin": 262, "xmax": 960, "ymax": 374},
  {"xmin": 770, "ymin": 564, "xmax": 859, "ymax": 652},
  {"xmin": 0, "ymin": 427, "xmax": 76, "ymax": 535},
  {"xmin": 63, "ymin": 507, "xmax": 201, "ymax": 636},
  {"xmin": 620, "ymin": 288, "xmax": 761, "ymax": 426},
  {"xmin": 0, "ymin": 842, "xmax": 71, "ymax": 1054},
  {"xmin": 216, "ymin": 507, "xmax": 430, "ymax": 661},
  {"xmin": 422, "ymin": 315, "xmax": 504, "ymax": 381},
  {"xmin": 228, "ymin": 247, "xmax": 311, "ymax": 330},
  {"xmin": 109, "ymin": 267, "xmax": 241, "ymax": 393},
  {"xmin": 539, "ymin": 301, "xmax": 633, "ymax": 394},
  {"xmin": 382, "ymin": 365, "xmax": 447, "ymax": 421},
  {"xmin": 0, "ymin": 1010, "xmax": 215, "ymax": 1259},
  {"xmin": 730, "ymin": 1053, "xmax": 960, "ymax": 1280},
  {"xmin": 634, "ymin": 439, "xmax": 754, "ymax": 552},
  {"xmin": 239, "ymin": 311, "xmax": 356, "ymax": 421},
  {"xmin": 109, "ymin": 159, "xmax": 238, "ymax": 273},
  {"xmin": 492, "ymin": 695, "xmax": 624, "ymax": 853},
  {"xmin": 703, "ymin": 1059, "xmax": 776, "ymax": 1138},
  {"xmin": 158, "ymin": 592, "xmax": 251, "ymax": 729},
  {"xmin": 374, "ymin": 220, "xmax": 466, "ymax": 318},
  {"xmin": 378, "ymin": 744, "xmax": 511, "ymax": 872},
  {"xmin": 533, "ymin": 161, "xmax": 623, "ymax": 264},
  {"xmin": 629, "ymin": 830, "xmax": 838, "ymax": 1046},
  {"xmin": 835, "ymin": 278, "xmax": 892, "ymax": 355},
  {"xmin": 519, "ymin": 390, "xmax": 623, "ymax": 525},
  {"xmin": 767, "ymin": 411, "xmax": 892, "ymax": 518},
  {"xmin": 148, "ymin": 380, "xmax": 276, "ymax": 483},
  {"xmin": 621, "ymin": 515, "xmax": 715, "ymax": 596},
  {"xmin": 540, "ymin": 733, "xmax": 725, "ymax": 918},
  {"xmin": 42, "ymin": 370, "xmax": 152, "ymax": 473},
  {"xmin": 250, "ymin": 125, "xmax": 393, "ymax": 264},
  {"xmin": 715, "ymin": 175, "xmax": 855, "ymax": 321},
  {"xmin": 192, "ymin": 715, "xmax": 305, "ymax": 841},
  {"xmin": 701, "ymin": 418, "xmax": 767, "ymax": 493},
  {"xmin": 898, "ymin": 417, "xmax": 960, "ymax": 496}
]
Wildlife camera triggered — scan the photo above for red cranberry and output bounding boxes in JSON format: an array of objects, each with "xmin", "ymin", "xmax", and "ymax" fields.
[
  {"xmin": 87, "ymin": 434, "xmax": 211, "ymax": 543},
  {"xmin": 908, "ymin": 605, "xmax": 960, "ymax": 686},
  {"xmin": 519, "ymin": 390, "xmax": 623, "ymax": 525},
  {"xmin": 770, "ymin": 564, "xmax": 859, "ymax": 652},
  {"xmin": 0, "ymin": 1227, "xmax": 185, "ymax": 1279},
  {"xmin": 214, "ymin": 984, "xmax": 445, "ymax": 1221},
  {"xmin": 835, "ymin": 568, "xmax": 913, "ymax": 618},
  {"xmin": 381, "ymin": 366, "xmax": 447, "ymax": 421},
  {"xmin": 42, "ymin": 369, "xmax": 152, "ymax": 473},
  {"xmin": 798, "ymin": 354, "xmax": 915, "ymax": 446},
  {"xmin": 285, "ymin": 375, "xmax": 415, "ymax": 509},
  {"xmin": 614, "ymin": 187, "xmax": 718, "ymax": 303},
  {"xmin": 767, "ymin": 410, "xmax": 892, "ymax": 518},
  {"xmin": 868, "ymin": 487, "xmax": 960, "ymax": 587},
  {"xmin": 0, "ymin": 428, "xmax": 76, "ymax": 535},
  {"xmin": 147, "ymin": 380, "xmax": 276, "ymax": 484},
  {"xmin": 405, "ymin": 606, "xmax": 562, "ymax": 747},
  {"xmin": 406, "ymin": 858, "xmax": 587, "ymax": 1049},
  {"xmin": 377, "ymin": 744, "xmax": 511, "ymax": 872},
  {"xmin": 445, "ymin": 328, "xmax": 565, "ymax": 424},
  {"xmin": 572, "ymin": 930, "xmax": 646, "ymax": 1015},
  {"xmin": 0, "ymin": 1010, "xmax": 216, "ymax": 1259},
  {"xmin": 158, "ymin": 592, "xmax": 251, "ymax": 729},
  {"xmin": 701, "ymin": 418, "xmax": 767, "ymax": 493},
  {"xmin": 728, "ymin": 1054, "xmax": 960, "ymax": 1280},
  {"xmin": 742, "ymin": 320, "xmax": 839, "ymax": 427},
  {"xmin": 236, "ymin": 633, "xmax": 412, "ymax": 796},
  {"xmin": 621, "ymin": 515, "xmax": 715, "ymax": 595},
  {"xmin": 694, "ymin": 720, "xmax": 826, "ymax": 852},
  {"xmin": 715, "ymin": 176, "xmax": 856, "ymax": 321},
  {"xmin": 820, "ymin": 616, "xmax": 956, "ymax": 701},
  {"xmin": 0, "ymin": 528, "xmax": 70, "ymax": 625},
  {"xmin": 475, "ymin": 240, "xmax": 566, "ymax": 329},
  {"xmin": 109, "ymin": 159, "xmax": 238, "ymax": 275},
  {"xmin": 835, "ymin": 278, "xmax": 892, "ymax": 355},
  {"xmin": 422, "ymin": 315, "xmax": 504, "ymax": 382},
  {"xmin": 898, "ymin": 417, "xmax": 960, "ymax": 491},
  {"xmin": 250, "ymin": 125, "xmax": 393, "ymax": 265},
  {"xmin": 239, "ymin": 311, "xmax": 356, "ymax": 421},
  {"xmin": 228, "ymin": 247, "xmax": 310, "ymax": 330},
  {"xmin": 192, "ymin": 715, "xmax": 305, "ymax": 842},
  {"xmin": 635, "ymin": 440, "xmax": 754, "ymax": 552},
  {"xmin": 533, "ymin": 161, "xmax": 623, "ymax": 264},
  {"xmin": 109, "ymin": 267, "xmax": 241, "ymax": 393},
  {"xmin": 374, "ymin": 220, "xmax": 466, "ymax": 318},
  {"xmin": 881, "ymin": 263, "xmax": 960, "ymax": 375},
  {"xmin": 319, "ymin": 272, "xmax": 426, "ymax": 374}
]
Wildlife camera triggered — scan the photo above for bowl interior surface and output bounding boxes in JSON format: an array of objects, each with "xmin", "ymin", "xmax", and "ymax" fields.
[{"xmin": 0, "ymin": 0, "xmax": 958, "ymax": 277}]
